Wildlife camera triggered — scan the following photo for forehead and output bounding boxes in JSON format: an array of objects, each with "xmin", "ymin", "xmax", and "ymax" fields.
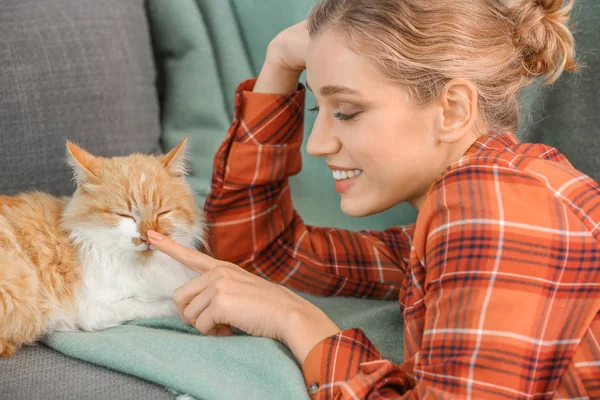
[
  {"xmin": 306, "ymin": 30, "xmax": 388, "ymax": 94},
  {"xmin": 93, "ymin": 156, "xmax": 171, "ymax": 204},
  {"xmin": 101, "ymin": 156, "xmax": 163, "ymax": 181}
]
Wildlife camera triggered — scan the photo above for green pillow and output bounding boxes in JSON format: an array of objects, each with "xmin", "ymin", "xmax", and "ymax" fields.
[{"xmin": 147, "ymin": 0, "xmax": 417, "ymax": 231}]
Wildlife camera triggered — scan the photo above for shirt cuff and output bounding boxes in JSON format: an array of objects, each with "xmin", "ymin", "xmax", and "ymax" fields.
[
  {"xmin": 301, "ymin": 328, "xmax": 385, "ymax": 398},
  {"xmin": 232, "ymin": 78, "xmax": 306, "ymax": 145}
]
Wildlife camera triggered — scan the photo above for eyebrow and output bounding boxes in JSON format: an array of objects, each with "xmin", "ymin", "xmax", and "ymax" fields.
[{"xmin": 305, "ymin": 81, "xmax": 361, "ymax": 96}]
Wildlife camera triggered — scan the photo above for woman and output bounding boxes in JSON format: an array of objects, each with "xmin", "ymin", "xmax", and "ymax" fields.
[{"xmin": 148, "ymin": 0, "xmax": 600, "ymax": 398}]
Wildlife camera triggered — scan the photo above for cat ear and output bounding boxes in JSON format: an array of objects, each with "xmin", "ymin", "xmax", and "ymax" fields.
[
  {"xmin": 66, "ymin": 141, "xmax": 98, "ymax": 184},
  {"xmin": 161, "ymin": 136, "xmax": 189, "ymax": 177}
]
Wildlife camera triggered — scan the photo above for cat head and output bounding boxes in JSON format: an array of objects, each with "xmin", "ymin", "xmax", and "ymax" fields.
[{"xmin": 61, "ymin": 138, "xmax": 205, "ymax": 261}]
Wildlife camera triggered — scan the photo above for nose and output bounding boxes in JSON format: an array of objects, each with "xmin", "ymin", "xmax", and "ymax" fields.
[
  {"xmin": 306, "ymin": 117, "xmax": 342, "ymax": 158},
  {"xmin": 138, "ymin": 219, "xmax": 157, "ymax": 244}
]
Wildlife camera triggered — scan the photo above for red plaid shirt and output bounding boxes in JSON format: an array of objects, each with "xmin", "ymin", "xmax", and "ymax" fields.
[{"xmin": 205, "ymin": 79, "xmax": 600, "ymax": 399}]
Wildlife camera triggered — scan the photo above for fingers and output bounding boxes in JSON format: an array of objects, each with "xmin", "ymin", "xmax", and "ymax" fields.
[
  {"xmin": 193, "ymin": 303, "xmax": 219, "ymax": 336},
  {"xmin": 181, "ymin": 287, "xmax": 213, "ymax": 326},
  {"xmin": 180, "ymin": 286, "xmax": 233, "ymax": 337},
  {"xmin": 147, "ymin": 230, "xmax": 219, "ymax": 273},
  {"xmin": 173, "ymin": 265, "xmax": 243, "ymax": 323},
  {"xmin": 174, "ymin": 275, "xmax": 208, "ymax": 319}
]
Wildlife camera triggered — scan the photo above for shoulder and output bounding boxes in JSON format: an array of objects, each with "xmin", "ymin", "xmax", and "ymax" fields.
[
  {"xmin": 418, "ymin": 141, "xmax": 600, "ymax": 241},
  {"xmin": 431, "ymin": 136, "xmax": 598, "ymax": 206}
]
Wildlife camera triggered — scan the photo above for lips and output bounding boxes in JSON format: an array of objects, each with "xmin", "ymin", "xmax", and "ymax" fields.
[{"xmin": 327, "ymin": 165, "xmax": 363, "ymax": 194}]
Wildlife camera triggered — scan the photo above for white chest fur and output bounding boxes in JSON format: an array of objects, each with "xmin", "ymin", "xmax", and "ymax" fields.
[
  {"xmin": 52, "ymin": 207, "xmax": 204, "ymax": 332},
  {"xmin": 71, "ymin": 247, "xmax": 198, "ymax": 331}
]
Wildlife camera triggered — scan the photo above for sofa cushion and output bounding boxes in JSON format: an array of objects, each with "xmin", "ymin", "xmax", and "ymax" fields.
[
  {"xmin": 0, "ymin": 344, "xmax": 174, "ymax": 400},
  {"xmin": 0, "ymin": 0, "xmax": 162, "ymax": 196}
]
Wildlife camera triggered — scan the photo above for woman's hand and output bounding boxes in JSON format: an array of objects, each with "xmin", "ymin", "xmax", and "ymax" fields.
[
  {"xmin": 147, "ymin": 230, "xmax": 340, "ymax": 363},
  {"xmin": 267, "ymin": 19, "xmax": 310, "ymax": 73},
  {"xmin": 254, "ymin": 20, "xmax": 310, "ymax": 94}
]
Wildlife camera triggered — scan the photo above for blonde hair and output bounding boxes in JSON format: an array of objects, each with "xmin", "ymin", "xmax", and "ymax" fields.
[{"xmin": 307, "ymin": 0, "xmax": 578, "ymax": 132}]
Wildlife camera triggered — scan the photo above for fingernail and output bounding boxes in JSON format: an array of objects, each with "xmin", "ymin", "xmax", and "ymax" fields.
[{"xmin": 147, "ymin": 230, "xmax": 163, "ymax": 241}]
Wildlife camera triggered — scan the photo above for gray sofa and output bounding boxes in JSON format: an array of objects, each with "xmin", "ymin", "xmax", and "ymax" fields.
[
  {"xmin": 0, "ymin": 0, "xmax": 173, "ymax": 398},
  {"xmin": 1, "ymin": 0, "xmax": 598, "ymax": 398}
]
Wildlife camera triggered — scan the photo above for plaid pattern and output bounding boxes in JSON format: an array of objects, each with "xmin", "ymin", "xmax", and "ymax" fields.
[{"xmin": 205, "ymin": 79, "xmax": 600, "ymax": 399}]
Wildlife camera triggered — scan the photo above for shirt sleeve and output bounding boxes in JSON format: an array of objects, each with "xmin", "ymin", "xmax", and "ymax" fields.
[
  {"xmin": 204, "ymin": 78, "xmax": 414, "ymax": 298},
  {"xmin": 300, "ymin": 162, "xmax": 600, "ymax": 399}
]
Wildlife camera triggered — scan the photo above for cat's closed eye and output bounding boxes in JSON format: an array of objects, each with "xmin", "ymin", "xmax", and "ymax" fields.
[
  {"xmin": 116, "ymin": 213, "xmax": 135, "ymax": 221},
  {"xmin": 157, "ymin": 210, "xmax": 171, "ymax": 218}
]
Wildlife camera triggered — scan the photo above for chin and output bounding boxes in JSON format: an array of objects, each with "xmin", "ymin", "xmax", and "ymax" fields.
[
  {"xmin": 340, "ymin": 194, "xmax": 398, "ymax": 217},
  {"xmin": 340, "ymin": 197, "xmax": 375, "ymax": 217},
  {"xmin": 135, "ymin": 249, "xmax": 155, "ymax": 263}
]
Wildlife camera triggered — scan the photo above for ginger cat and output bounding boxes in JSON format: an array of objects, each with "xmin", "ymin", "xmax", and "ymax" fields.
[{"xmin": 0, "ymin": 138, "xmax": 204, "ymax": 356}]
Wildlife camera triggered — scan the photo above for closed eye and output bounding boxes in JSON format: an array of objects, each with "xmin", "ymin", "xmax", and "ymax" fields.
[
  {"xmin": 157, "ymin": 210, "xmax": 171, "ymax": 218},
  {"xmin": 116, "ymin": 213, "xmax": 135, "ymax": 220}
]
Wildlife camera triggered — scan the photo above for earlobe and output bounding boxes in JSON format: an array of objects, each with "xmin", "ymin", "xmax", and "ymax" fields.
[
  {"xmin": 437, "ymin": 79, "xmax": 478, "ymax": 143},
  {"xmin": 438, "ymin": 130, "xmax": 465, "ymax": 143}
]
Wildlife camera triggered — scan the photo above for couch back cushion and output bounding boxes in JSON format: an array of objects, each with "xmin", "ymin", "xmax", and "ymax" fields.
[
  {"xmin": 148, "ymin": 0, "xmax": 417, "ymax": 231},
  {"xmin": 518, "ymin": 0, "xmax": 600, "ymax": 182},
  {"xmin": 0, "ymin": 0, "xmax": 162, "ymax": 196},
  {"xmin": 149, "ymin": 0, "xmax": 598, "ymax": 230}
]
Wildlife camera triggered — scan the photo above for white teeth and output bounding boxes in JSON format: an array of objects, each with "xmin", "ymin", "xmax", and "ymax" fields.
[{"xmin": 332, "ymin": 169, "xmax": 363, "ymax": 180}]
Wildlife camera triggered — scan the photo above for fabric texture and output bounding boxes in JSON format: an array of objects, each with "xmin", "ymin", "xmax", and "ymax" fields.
[
  {"xmin": 0, "ymin": 0, "xmax": 169, "ymax": 397},
  {"xmin": 0, "ymin": 0, "xmax": 162, "ymax": 197},
  {"xmin": 0, "ymin": 344, "xmax": 174, "ymax": 400},
  {"xmin": 42, "ymin": 293, "xmax": 403, "ymax": 400},
  {"xmin": 204, "ymin": 79, "xmax": 600, "ymax": 399}
]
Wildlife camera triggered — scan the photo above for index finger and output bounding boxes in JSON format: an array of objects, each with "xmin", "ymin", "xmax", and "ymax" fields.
[{"xmin": 147, "ymin": 230, "xmax": 219, "ymax": 273}]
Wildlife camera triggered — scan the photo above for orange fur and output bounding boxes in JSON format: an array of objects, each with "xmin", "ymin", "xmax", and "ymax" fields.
[
  {"xmin": 0, "ymin": 193, "xmax": 79, "ymax": 356},
  {"xmin": 0, "ymin": 138, "xmax": 202, "ymax": 356}
]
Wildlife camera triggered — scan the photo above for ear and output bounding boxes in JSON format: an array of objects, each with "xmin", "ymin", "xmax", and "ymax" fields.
[
  {"xmin": 437, "ymin": 79, "xmax": 478, "ymax": 143},
  {"xmin": 66, "ymin": 141, "xmax": 98, "ymax": 184},
  {"xmin": 161, "ymin": 136, "xmax": 189, "ymax": 176}
]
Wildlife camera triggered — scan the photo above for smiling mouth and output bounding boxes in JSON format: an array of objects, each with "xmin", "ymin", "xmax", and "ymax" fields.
[
  {"xmin": 332, "ymin": 169, "xmax": 362, "ymax": 180},
  {"xmin": 332, "ymin": 171, "xmax": 362, "ymax": 194}
]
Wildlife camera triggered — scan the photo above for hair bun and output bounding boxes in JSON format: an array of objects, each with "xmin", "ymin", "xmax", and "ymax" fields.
[{"xmin": 511, "ymin": 0, "xmax": 578, "ymax": 84}]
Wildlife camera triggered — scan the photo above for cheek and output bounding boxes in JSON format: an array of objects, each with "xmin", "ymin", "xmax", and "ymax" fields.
[
  {"xmin": 154, "ymin": 214, "xmax": 184, "ymax": 236},
  {"xmin": 162, "ymin": 214, "xmax": 193, "ymax": 232},
  {"xmin": 117, "ymin": 218, "xmax": 139, "ymax": 237}
]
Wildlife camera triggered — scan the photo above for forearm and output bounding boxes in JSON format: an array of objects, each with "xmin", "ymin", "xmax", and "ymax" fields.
[
  {"xmin": 254, "ymin": 55, "xmax": 303, "ymax": 94},
  {"xmin": 204, "ymin": 83, "xmax": 410, "ymax": 296}
]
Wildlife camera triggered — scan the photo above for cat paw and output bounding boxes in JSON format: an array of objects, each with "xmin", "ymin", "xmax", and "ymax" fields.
[{"xmin": 0, "ymin": 340, "xmax": 19, "ymax": 357}]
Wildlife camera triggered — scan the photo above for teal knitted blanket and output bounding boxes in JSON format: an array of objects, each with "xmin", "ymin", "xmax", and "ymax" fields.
[{"xmin": 43, "ymin": 293, "xmax": 403, "ymax": 400}]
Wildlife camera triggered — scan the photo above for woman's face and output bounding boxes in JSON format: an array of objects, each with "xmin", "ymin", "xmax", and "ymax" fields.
[{"xmin": 305, "ymin": 29, "xmax": 476, "ymax": 216}]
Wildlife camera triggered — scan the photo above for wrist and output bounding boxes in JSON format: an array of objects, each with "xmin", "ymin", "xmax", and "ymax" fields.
[
  {"xmin": 254, "ymin": 53, "xmax": 303, "ymax": 95},
  {"xmin": 280, "ymin": 302, "xmax": 340, "ymax": 364}
]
